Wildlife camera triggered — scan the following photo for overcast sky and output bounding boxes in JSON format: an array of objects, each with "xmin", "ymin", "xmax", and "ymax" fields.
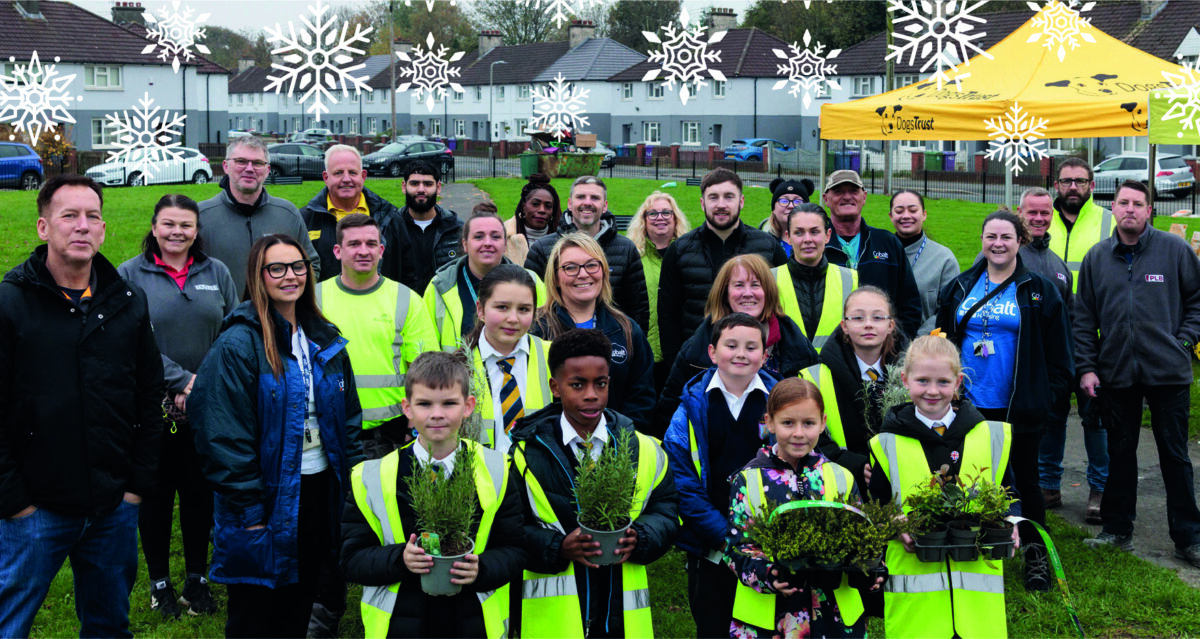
[{"xmin": 73, "ymin": 0, "xmax": 741, "ymax": 35}]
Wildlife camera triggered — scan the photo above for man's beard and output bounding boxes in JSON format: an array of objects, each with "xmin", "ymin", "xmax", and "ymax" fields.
[
  {"xmin": 704, "ymin": 206, "xmax": 740, "ymax": 231},
  {"xmin": 405, "ymin": 191, "xmax": 436, "ymax": 214},
  {"xmin": 1060, "ymin": 191, "xmax": 1089, "ymax": 215}
]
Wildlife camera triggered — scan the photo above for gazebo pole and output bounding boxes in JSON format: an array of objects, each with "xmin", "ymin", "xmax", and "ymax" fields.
[
  {"xmin": 1005, "ymin": 166, "xmax": 1014, "ymax": 209},
  {"xmin": 1148, "ymin": 143, "xmax": 1157, "ymax": 216},
  {"xmin": 820, "ymin": 139, "xmax": 827, "ymax": 192}
]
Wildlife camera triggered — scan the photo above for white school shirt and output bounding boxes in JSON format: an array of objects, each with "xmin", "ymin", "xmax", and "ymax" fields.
[
  {"xmin": 413, "ymin": 437, "xmax": 459, "ymax": 477},
  {"xmin": 480, "ymin": 334, "xmax": 530, "ymax": 453},
  {"xmin": 706, "ymin": 372, "xmax": 769, "ymax": 421},
  {"xmin": 561, "ymin": 414, "xmax": 609, "ymax": 463},
  {"xmin": 915, "ymin": 407, "xmax": 957, "ymax": 432}
]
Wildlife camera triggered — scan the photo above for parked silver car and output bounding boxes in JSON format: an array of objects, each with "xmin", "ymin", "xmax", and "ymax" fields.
[
  {"xmin": 1092, "ymin": 152, "xmax": 1194, "ymax": 198},
  {"xmin": 85, "ymin": 147, "xmax": 213, "ymax": 187}
]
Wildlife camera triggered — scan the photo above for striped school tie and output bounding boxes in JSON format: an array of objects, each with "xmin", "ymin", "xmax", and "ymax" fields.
[
  {"xmin": 932, "ymin": 422, "xmax": 947, "ymax": 436},
  {"xmin": 498, "ymin": 357, "xmax": 524, "ymax": 434}
]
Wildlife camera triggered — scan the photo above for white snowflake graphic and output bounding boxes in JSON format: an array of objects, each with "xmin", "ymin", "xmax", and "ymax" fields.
[
  {"xmin": 1026, "ymin": 0, "xmax": 1096, "ymax": 63},
  {"xmin": 521, "ymin": 0, "xmax": 603, "ymax": 29},
  {"xmin": 530, "ymin": 73, "xmax": 590, "ymax": 142},
  {"xmin": 642, "ymin": 7, "xmax": 727, "ymax": 106},
  {"xmin": 405, "ymin": 0, "xmax": 455, "ymax": 11},
  {"xmin": 141, "ymin": 0, "xmax": 211, "ymax": 73},
  {"xmin": 772, "ymin": 30, "xmax": 840, "ymax": 109},
  {"xmin": 984, "ymin": 102, "xmax": 1049, "ymax": 173},
  {"xmin": 397, "ymin": 32, "xmax": 465, "ymax": 113},
  {"xmin": 102, "ymin": 92, "xmax": 186, "ymax": 184},
  {"xmin": 886, "ymin": 0, "xmax": 992, "ymax": 92},
  {"xmin": 1160, "ymin": 60, "xmax": 1200, "ymax": 140},
  {"xmin": 0, "ymin": 51, "xmax": 81, "ymax": 144},
  {"xmin": 264, "ymin": 0, "xmax": 373, "ymax": 120},
  {"xmin": 788, "ymin": 0, "xmax": 833, "ymax": 7}
]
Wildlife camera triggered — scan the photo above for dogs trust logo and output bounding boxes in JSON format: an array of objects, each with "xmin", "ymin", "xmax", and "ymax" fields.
[
  {"xmin": 1045, "ymin": 73, "xmax": 1171, "ymax": 97},
  {"xmin": 875, "ymin": 104, "xmax": 935, "ymax": 137},
  {"xmin": 1120, "ymin": 102, "xmax": 1147, "ymax": 132}
]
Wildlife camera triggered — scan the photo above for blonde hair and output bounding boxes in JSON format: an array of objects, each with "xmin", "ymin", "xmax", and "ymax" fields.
[
  {"xmin": 902, "ymin": 335, "xmax": 963, "ymax": 379},
  {"xmin": 626, "ymin": 191, "xmax": 690, "ymax": 254},
  {"xmin": 704, "ymin": 254, "xmax": 785, "ymax": 322},
  {"xmin": 540, "ymin": 232, "xmax": 633, "ymax": 348}
]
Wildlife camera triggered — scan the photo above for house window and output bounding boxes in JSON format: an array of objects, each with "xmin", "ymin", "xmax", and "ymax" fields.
[
  {"xmin": 91, "ymin": 118, "xmax": 118, "ymax": 147},
  {"xmin": 236, "ymin": 94, "xmax": 244, "ymax": 105},
  {"xmin": 647, "ymin": 82, "xmax": 664, "ymax": 100},
  {"xmin": 475, "ymin": 86, "xmax": 483, "ymax": 101},
  {"xmin": 515, "ymin": 118, "xmax": 528, "ymax": 137},
  {"xmin": 368, "ymin": 117, "xmax": 377, "ymax": 134},
  {"xmin": 349, "ymin": 119, "xmax": 358, "ymax": 134},
  {"xmin": 1121, "ymin": 136, "xmax": 1149, "ymax": 153},
  {"xmin": 236, "ymin": 117, "xmax": 244, "ymax": 129},
  {"xmin": 895, "ymin": 74, "xmax": 918, "ymax": 88},
  {"xmin": 852, "ymin": 76, "xmax": 876, "ymax": 97},
  {"xmin": 621, "ymin": 82, "xmax": 633, "ymax": 100},
  {"xmin": 518, "ymin": 84, "xmax": 531, "ymax": 101},
  {"xmin": 497, "ymin": 86, "xmax": 505, "ymax": 102},
  {"xmin": 294, "ymin": 117, "xmax": 301, "ymax": 131},
  {"xmin": 454, "ymin": 119, "xmax": 465, "ymax": 137},
  {"xmin": 713, "ymin": 80, "xmax": 726, "ymax": 98},
  {"xmin": 431, "ymin": 119, "xmax": 442, "ymax": 136},
  {"xmin": 84, "ymin": 65, "xmax": 122, "ymax": 90},
  {"xmin": 366, "ymin": 90, "xmax": 374, "ymax": 103},
  {"xmin": 682, "ymin": 121, "xmax": 700, "ymax": 145},
  {"xmin": 643, "ymin": 121, "xmax": 660, "ymax": 144},
  {"xmin": 453, "ymin": 89, "xmax": 464, "ymax": 102}
]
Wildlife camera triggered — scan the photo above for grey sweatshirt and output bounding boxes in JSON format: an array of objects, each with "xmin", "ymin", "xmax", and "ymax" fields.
[
  {"xmin": 903, "ymin": 233, "xmax": 960, "ymax": 334},
  {"xmin": 1074, "ymin": 224, "xmax": 1200, "ymax": 388},
  {"xmin": 118, "ymin": 252, "xmax": 240, "ymax": 394}
]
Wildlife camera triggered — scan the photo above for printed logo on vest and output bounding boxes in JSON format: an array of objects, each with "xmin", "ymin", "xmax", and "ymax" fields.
[
  {"xmin": 872, "ymin": 251, "xmax": 889, "ymax": 260},
  {"xmin": 611, "ymin": 343, "xmax": 628, "ymax": 364},
  {"xmin": 194, "ymin": 284, "xmax": 220, "ymax": 291},
  {"xmin": 1057, "ymin": 272, "xmax": 1068, "ymax": 283},
  {"xmin": 1146, "ymin": 274, "xmax": 1164, "ymax": 282}
]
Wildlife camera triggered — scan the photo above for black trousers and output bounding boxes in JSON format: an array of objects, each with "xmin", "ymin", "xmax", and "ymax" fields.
[
  {"xmin": 226, "ymin": 470, "xmax": 332, "ymax": 639},
  {"xmin": 686, "ymin": 552, "xmax": 738, "ymax": 639},
  {"xmin": 138, "ymin": 422, "xmax": 214, "ymax": 580},
  {"xmin": 978, "ymin": 408, "xmax": 1044, "ymax": 543}
]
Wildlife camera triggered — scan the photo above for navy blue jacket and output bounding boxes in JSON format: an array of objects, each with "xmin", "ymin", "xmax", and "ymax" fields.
[{"xmin": 824, "ymin": 220, "xmax": 922, "ymax": 337}]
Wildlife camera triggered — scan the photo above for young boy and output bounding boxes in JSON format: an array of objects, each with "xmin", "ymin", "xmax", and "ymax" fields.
[
  {"xmin": 340, "ymin": 351, "xmax": 527, "ymax": 638},
  {"xmin": 664, "ymin": 312, "xmax": 778, "ymax": 639},
  {"xmin": 509, "ymin": 329, "xmax": 679, "ymax": 639}
]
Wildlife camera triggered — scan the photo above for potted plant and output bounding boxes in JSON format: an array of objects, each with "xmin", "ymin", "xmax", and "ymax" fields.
[
  {"xmin": 847, "ymin": 498, "xmax": 913, "ymax": 574},
  {"xmin": 859, "ymin": 363, "xmax": 909, "ymax": 435},
  {"xmin": 972, "ymin": 474, "xmax": 1018, "ymax": 560},
  {"xmin": 903, "ymin": 466, "xmax": 954, "ymax": 562},
  {"xmin": 573, "ymin": 428, "xmax": 638, "ymax": 566},
  {"xmin": 405, "ymin": 448, "xmax": 479, "ymax": 596},
  {"xmin": 943, "ymin": 475, "xmax": 980, "ymax": 562}
]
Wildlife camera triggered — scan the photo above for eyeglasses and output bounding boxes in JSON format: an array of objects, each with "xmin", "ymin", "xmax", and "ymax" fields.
[
  {"xmin": 559, "ymin": 260, "xmax": 603, "ymax": 277},
  {"xmin": 263, "ymin": 260, "xmax": 311, "ymax": 279},
  {"xmin": 844, "ymin": 315, "xmax": 891, "ymax": 324},
  {"xmin": 646, "ymin": 210, "xmax": 674, "ymax": 219},
  {"xmin": 230, "ymin": 158, "xmax": 269, "ymax": 170},
  {"xmin": 776, "ymin": 197, "xmax": 805, "ymax": 207},
  {"xmin": 1057, "ymin": 178, "xmax": 1090, "ymax": 187}
]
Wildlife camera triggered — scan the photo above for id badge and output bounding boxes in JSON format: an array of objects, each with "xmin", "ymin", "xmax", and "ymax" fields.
[
  {"xmin": 973, "ymin": 339, "xmax": 994, "ymax": 357},
  {"xmin": 303, "ymin": 426, "xmax": 322, "ymax": 451}
]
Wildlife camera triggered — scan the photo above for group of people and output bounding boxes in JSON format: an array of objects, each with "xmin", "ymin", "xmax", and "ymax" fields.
[{"xmin": 1, "ymin": 135, "xmax": 1198, "ymax": 639}]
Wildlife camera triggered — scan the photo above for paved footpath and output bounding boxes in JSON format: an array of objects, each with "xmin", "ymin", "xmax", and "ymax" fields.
[{"xmin": 440, "ymin": 181, "xmax": 494, "ymax": 215}]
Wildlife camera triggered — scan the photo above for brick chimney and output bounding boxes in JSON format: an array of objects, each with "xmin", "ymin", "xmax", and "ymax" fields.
[
  {"xmin": 478, "ymin": 30, "xmax": 503, "ymax": 57},
  {"xmin": 111, "ymin": 1, "xmax": 147, "ymax": 26},
  {"xmin": 238, "ymin": 57, "xmax": 256, "ymax": 73},
  {"xmin": 569, "ymin": 20, "xmax": 596, "ymax": 49},
  {"xmin": 392, "ymin": 37, "xmax": 413, "ymax": 56},
  {"xmin": 708, "ymin": 7, "xmax": 737, "ymax": 32}
]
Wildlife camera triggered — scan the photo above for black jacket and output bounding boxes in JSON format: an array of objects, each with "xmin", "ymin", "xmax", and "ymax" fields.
[
  {"xmin": 525, "ymin": 211, "xmax": 651, "ymax": 333},
  {"xmin": 657, "ymin": 222, "xmax": 787, "ymax": 364},
  {"xmin": 0, "ymin": 247, "xmax": 165, "ymax": 518},
  {"xmin": 300, "ymin": 186, "xmax": 407, "ymax": 283},
  {"xmin": 508, "ymin": 405, "xmax": 679, "ymax": 637},
  {"xmin": 654, "ymin": 314, "xmax": 817, "ymax": 436},
  {"xmin": 396, "ymin": 204, "xmax": 463, "ymax": 294},
  {"xmin": 934, "ymin": 257, "xmax": 1073, "ymax": 431},
  {"xmin": 787, "ymin": 257, "xmax": 831, "ymax": 341},
  {"xmin": 340, "ymin": 443, "xmax": 526, "ymax": 638},
  {"xmin": 824, "ymin": 220, "xmax": 922, "ymax": 337}
]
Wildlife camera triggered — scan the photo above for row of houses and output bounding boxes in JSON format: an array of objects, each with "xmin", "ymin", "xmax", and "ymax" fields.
[{"xmin": 2, "ymin": 0, "xmax": 1198, "ymax": 159}]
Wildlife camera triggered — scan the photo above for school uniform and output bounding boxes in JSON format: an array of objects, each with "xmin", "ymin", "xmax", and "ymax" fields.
[{"xmin": 468, "ymin": 333, "xmax": 552, "ymax": 452}]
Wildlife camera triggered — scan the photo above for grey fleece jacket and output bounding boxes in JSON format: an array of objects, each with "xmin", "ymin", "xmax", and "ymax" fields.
[
  {"xmin": 198, "ymin": 177, "xmax": 320, "ymax": 296},
  {"xmin": 905, "ymin": 233, "xmax": 961, "ymax": 334},
  {"xmin": 1074, "ymin": 224, "xmax": 1200, "ymax": 388},
  {"xmin": 118, "ymin": 252, "xmax": 240, "ymax": 394}
]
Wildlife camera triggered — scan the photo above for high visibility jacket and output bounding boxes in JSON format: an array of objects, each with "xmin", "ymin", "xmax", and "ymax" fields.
[
  {"xmin": 868, "ymin": 420, "xmax": 1012, "ymax": 639},
  {"xmin": 512, "ymin": 432, "xmax": 668, "ymax": 639},
  {"xmin": 798, "ymin": 363, "xmax": 845, "ymax": 448},
  {"xmin": 1048, "ymin": 196, "xmax": 1113, "ymax": 294},
  {"xmin": 773, "ymin": 264, "xmax": 857, "ymax": 352},
  {"xmin": 469, "ymin": 337, "xmax": 552, "ymax": 450},
  {"xmin": 730, "ymin": 462, "xmax": 865, "ymax": 630},
  {"xmin": 318, "ymin": 277, "xmax": 439, "ymax": 429},
  {"xmin": 424, "ymin": 260, "xmax": 546, "ymax": 351},
  {"xmin": 349, "ymin": 441, "xmax": 512, "ymax": 639}
]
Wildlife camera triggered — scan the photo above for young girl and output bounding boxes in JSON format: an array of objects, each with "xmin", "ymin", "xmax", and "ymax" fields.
[
  {"xmin": 462, "ymin": 264, "xmax": 552, "ymax": 453},
  {"xmin": 726, "ymin": 378, "xmax": 880, "ymax": 639},
  {"xmin": 867, "ymin": 335, "xmax": 1016, "ymax": 639}
]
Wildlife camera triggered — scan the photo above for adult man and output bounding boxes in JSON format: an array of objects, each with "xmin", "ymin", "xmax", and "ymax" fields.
[
  {"xmin": 657, "ymin": 168, "xmax": 787, "ymax": 364},
  {"xmin": 821, "ymin": 170, "xmax": 921, "ymax": 336},
  {"xmin": 300, "ymin": 144, "xmax": 405, "ymax": 283},
  {"xmin": 525, "ymin": 175, "xmax": 649, "ymax": 331},
  {"xmin": 0, "ymin": 175, "xmax": 165, "ymax": 637},
  {"xmin": 394, "ymin": 161, "xmax": 463, "ymax": 294},
  {"xmin": 1077, "ymin": 181, "xmax": 1200, "ymax": 566},
  {"xmin": 775, "ymin": 202, "xmax": 857, "ymax": 351},
  {"xmin": 199, "ymin": 136, "xmax": 318, "ymax": 295}
]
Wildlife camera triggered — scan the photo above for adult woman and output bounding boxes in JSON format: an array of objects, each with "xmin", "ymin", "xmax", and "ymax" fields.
[
  {"xmin": 191, "ymin": 234, "xmax": 363, "ymax": 638},
  {"xmin": 531, "ymin": 233, "xmax": 655, "ymax": 429},
  {"xmin": 504, "ymin": 174, "xmax": 562, "ymax": 265},
  {"xmin": 761, "ymin": 178, "xmax": 815, "ymax": 257},
  {"xmin": 654, "ymin": 254, "xmax": 819, "ymax": 435},
  {"xmin": 425, "ymin": 203, "xmax": 545, "ymax": 350},
  {"xmin": 934, "ymin": 209, "xmax": 1072, "ymax": 591},
  {"xmin": 889, "ymin": 189, "xmax": 960, "ymax": 333},
  {"xmin": 626, "ymin": 191, "xmax": 690, "ymax": 392},
  {"xmin": 117, "ymin": 194, "xmax": 239, "ymax": 619}
]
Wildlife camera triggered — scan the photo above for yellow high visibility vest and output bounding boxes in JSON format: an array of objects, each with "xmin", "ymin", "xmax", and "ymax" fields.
[
  {"xmin": 424, "ymin": 262, "xmax": 547, "ymax": 351},
  {"xmin": 730, "ymin": 462, "xmax": 865, "ymax": 630},
  {"xmin": 511, "ymin": 431, "xmax": 669, "ymax": 639},
  {"xmin": 868, "ymin": 420, "xmax": 1012, "ymax": 639},
  {"xmin": 773, "ymin": 264, "xmax": 857, "ymax": 352},
  {"xmin": 798, "ymin": 364, "xmax": 845, "ymax": 449},
  {"xmin": 349, "ymin": 440, "xmax": 512, "ymax": 638},
  {"xmin": 1047, "ymin": 196, "xmax": 1113, "ymax": 294},
  {"xmin": 318, "ymin": 278, "xmax": 439, "ymax": 429},
  {"xmin": 469, "ymin": 337, "xmax": 552, "ymax": 450}
]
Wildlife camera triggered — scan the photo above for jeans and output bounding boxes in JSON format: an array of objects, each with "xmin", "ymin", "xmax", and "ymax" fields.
[
  {"xmin": 1099, "ymin": 384, "xmax": 1200, "ymax": 547},
  {"xmin": 0, "ymin": 500, "xmax": 140, "ymax": 639},
  {"xmin": 1039, "ymin": 388, "xmax": 1109, "ymax": 492}
]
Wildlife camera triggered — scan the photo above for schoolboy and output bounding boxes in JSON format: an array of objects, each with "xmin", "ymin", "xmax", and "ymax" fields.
[
  {"xmin": 340, "ymin": 351, "xmax": 526, "ymax": 638},
  {"xmin": 509, "ymin": 329, "xmax": 679, "ymax": 639},
  {"xmin": 664, "ymin": 312, "xmax": 778, "ymax": 639}
]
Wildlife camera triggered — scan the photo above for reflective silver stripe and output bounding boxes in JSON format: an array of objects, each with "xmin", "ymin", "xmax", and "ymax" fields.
[
  {"xmin": 481, "ymin": 449, "xmax": 506, "ymax": 501},
  {"xmin": 801, "ymin": 364, "xmax": 822, "ymax": 389},
  {"xmin": 362, "ymin": 584, "xmax": 397, "ymax": 614},
  {"xmin": 523, "ymin": 481, "xmax": 566, "ymax": 535},
  {"xmin": 392, "ymin": 289, "xmax": 410, "ymax": 357},
  {"xmin": 887, "ymin": 572, "xmax": 949, "ymax": 594},
  {"xmin": 355, "ymin": 374, "xmax": 406, "ymax": 388},
  {"xmin": 703, "ymin": 547, "xmax": 724, "ymax": 564},
  {"xmin": 477, "ymin": 588, "xmax": 496, "ymax": 605},
  {"xmin": 838, "ymin": 267, "xmax": 854, "ymax": 303},
  {"xmin": 688, "ymin": 421, "xmax": 700, "ymax": 470},
  {"xmin": 515, "ymin": 449, "xmax": 567, "ymax": 534},
  {"xmin": 813, "ymin": 335, "xmax": 830, "ymax": 349},
  {"xmin": 985, "ymin": 421, "xmax": 1006, "ymax": 481},
  {"xmin": 1067, "ymin": 260, "xmax": 1082, "ymax": 270},
  {"xmin": 434, "ymin": 293, "xmax": 448, "ymax": 333},
  {"xmin": 745, "ymin": 471, "xmax": 764, "ymax": 511},
  {"xmin": 1100, "ymin": 210, "xmax": 1113, "ymax": 240},
  {"xmin": 876, "ymin": 433, "xmax": 902, "ymax": 504},
  {"xmin": 315, "ymin": 283, "xmax": 323, "ymax": 306},
  {"xmin": 637, "ymin": 443, "xmax": 668, "ymax": 516},
  {"xmin": 361, "ymin": 459, "xmax": 394, "ymax": 545},
  {"xmin": 363, "ymin": 404, "xmax": 404, "ymax": 423},
  {"xmin": 950, "ymin": 570, "xmax": 1005, "ymax": 594},
  {"xmin": 522, "ymin": 574, "xmax": 577, "ymax": 599},
  {"xmin": 830, "ymin": 465, "xmax": 848, "ymax": 496},
  {"xmin": 532, "ymin": 340, "xmax": 550, "ymax": 400},
  {"xmin": 623, "ymin": 588, "xmax": 650, "ymax": 610}
]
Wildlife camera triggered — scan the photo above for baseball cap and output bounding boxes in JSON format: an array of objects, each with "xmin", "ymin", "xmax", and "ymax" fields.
[{"xmin": 824, "ymin": 170, "xmax": 864, "ymax": 193}]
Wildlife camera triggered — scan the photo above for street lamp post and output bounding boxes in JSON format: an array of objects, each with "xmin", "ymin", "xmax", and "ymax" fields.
[{"xmin": 489, "ymin": 60, "xmax": 507, "ymax": 162}]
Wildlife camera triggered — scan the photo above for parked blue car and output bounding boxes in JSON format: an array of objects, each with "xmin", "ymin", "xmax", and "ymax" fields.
[
  {"xmin": 0, "ymin": 142, "xmax": 43, "ymax": 190},
  {"xmin": 723, "ymin": 138, "xmax": 792, "ymax": 162}
]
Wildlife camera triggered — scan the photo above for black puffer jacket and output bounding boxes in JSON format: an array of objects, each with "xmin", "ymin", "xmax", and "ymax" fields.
[
  {"xmin": 0, "ymin": 247, "xmax": 164, "ymax": 518},
  {"xmin": 524, "ymin": 211, "xmax": 650, "ymax": 332},
  {"xmin": 340, "ymin": 443, "xmax": 526, "ymax": 638},
  {"xmin": 824, "ymin": 220, "xmax": 922, "ymax": 338},
  {"xmin": 657, "ymin": 222, "xmax": 787, "ymax": 364},
  {"xmin": 508, "ymin": 405, "xmax": 678, "ymax": 638},
  {"xmin": 300, "ymin": 186, "xmax": 407, "ymax": 283},
  {"xmin": 396, "ymin": 204, "xmax": 464, "ymax": 294}
]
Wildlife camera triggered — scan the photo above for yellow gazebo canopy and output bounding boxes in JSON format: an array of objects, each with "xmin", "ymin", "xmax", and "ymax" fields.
[{"xmin": 820, "ymin": 5, "xmax": 1184, "ymax": 141}]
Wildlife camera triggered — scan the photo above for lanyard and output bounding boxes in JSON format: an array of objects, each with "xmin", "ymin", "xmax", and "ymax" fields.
[
  {"xmin": 295, "ymin": 325, "xmax": 314, "ymax": 404},
  {"xmin": 464, "ymin": 268, "xmax": 480, "ymax": 307},
  {"xmin": 910, "ymin": 236, "xmax": 929, "ymax": 268},
  {"xmin": 838, "ymin": 235, "xmax": 860, "ymax": 269}
]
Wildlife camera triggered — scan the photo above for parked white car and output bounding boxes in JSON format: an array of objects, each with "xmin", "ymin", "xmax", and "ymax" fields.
[
  {"xmin": 1093, "ymin": 152, "xmax": 1195, "ymax": 199},
  {"xmin": 86, "ymin": 147, "xmax": 213, "ymax": 187}
]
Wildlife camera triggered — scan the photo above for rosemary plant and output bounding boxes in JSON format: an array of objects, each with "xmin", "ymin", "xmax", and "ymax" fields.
[{"xmin": 574, "ymin": 427, "xmax": 638, "ymax": 531}]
